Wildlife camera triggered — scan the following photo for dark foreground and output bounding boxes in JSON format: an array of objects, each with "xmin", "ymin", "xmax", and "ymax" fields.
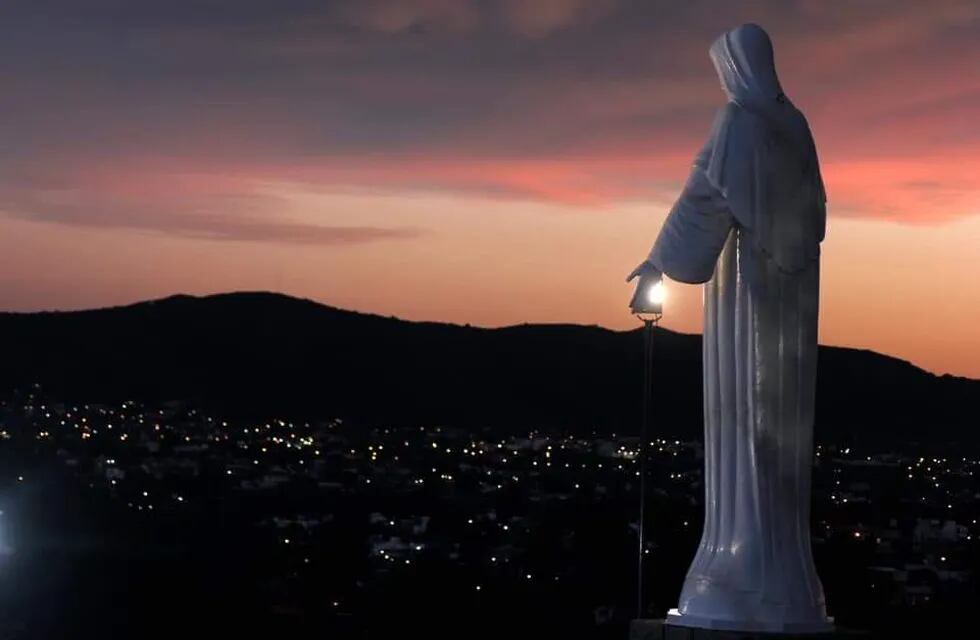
[{"xmin": 0, "ymin": 390, "xmax": 977, "ymax": 639}]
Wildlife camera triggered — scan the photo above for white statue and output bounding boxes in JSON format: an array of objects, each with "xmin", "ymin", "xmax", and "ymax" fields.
[{"xmin": 627, "ymin": 24, "xmax": 831, "ymax": 633}]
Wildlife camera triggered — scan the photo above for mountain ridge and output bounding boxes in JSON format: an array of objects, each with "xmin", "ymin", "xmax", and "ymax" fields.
[{"xmin": 1, "ymin": 291, "xmax": 976, "ymax": 445}]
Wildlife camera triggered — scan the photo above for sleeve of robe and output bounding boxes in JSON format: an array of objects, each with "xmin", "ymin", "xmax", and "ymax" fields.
[{"xmin": 647, "ymin": 166, "xmax": 735, "ymax": 284}]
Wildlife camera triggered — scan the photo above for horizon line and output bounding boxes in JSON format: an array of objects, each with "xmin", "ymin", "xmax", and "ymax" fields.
[{"xmin": 2, "ymin": 289, "xmax": 972, "ymax": 383}]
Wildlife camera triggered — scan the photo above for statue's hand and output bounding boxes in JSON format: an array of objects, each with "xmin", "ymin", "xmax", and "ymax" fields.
[
  {"xmin": 627, "ymin": 260, "xmax": 663, "ymax": 312},
  {"xmin": 626, "ymin": 260, "xmax": 661, "ymax": 283}
]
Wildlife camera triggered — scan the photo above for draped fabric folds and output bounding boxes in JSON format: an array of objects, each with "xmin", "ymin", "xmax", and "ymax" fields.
[
  {"xmin": 695, "ymin": 103, "xmax": 825, "ymax": 278},
  {"xmin": 645, "ymin": 24, "xmax": 831, "ymax": 633}
]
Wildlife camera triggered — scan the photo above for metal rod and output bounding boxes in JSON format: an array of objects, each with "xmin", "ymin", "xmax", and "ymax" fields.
[{"xmin": 636, "ymin": 316, "xmax": 656, "ymax": 618}]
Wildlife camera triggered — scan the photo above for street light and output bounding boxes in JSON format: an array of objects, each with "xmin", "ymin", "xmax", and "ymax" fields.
[
  {"xmin": 645, "ymin": 281, "xmax": 665, "ymax": 311},
  {"xmin": 630, "ymin": 274, "xmax": 664, "ymax": 316},
  {"xmin": 628, "ymin": 269, "xmax": 664, "ymax": 618}
]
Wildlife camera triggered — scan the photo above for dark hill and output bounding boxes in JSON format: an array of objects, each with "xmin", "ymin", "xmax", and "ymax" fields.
[{"xmin": 0, "ymin": 292, "xmax": 976, "ymax": 445}]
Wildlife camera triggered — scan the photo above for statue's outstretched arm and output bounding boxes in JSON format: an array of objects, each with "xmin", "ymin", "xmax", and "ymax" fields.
[{"xmin": 644, "ymin": 167, "xmax": 734, "ymax": 284}]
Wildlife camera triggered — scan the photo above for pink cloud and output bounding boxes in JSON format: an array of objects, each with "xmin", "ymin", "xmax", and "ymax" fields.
[{"xmin": 0, "ymin": 160, "xmax": 424, "ymax": 245}]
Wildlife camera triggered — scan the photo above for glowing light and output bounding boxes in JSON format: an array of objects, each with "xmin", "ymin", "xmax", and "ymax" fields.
[{"xmin": 647, "ymin": 280, "xmax": 666, "ymax": 306}]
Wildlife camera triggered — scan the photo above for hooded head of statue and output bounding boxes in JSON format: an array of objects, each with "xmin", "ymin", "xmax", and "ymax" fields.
[
  {"xmin": 708, "ymin": 23, "xmax": 820, "ymax": 157},
  {"xmin": 709, "ymin": 23, "xmax": 785, "ymax": 112},
  {"xmin": 707, "ymin": 22, "xmax": 815, "ymax": 153}
]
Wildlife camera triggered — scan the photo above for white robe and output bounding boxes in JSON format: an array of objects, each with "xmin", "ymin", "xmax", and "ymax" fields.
[
  {"xmin": 649, "ymin": 153, "xmax": 828, "ymax": 634},
  {"xmin": 646, "ymin": 23, "xmax": 830, "ymax": 633}
]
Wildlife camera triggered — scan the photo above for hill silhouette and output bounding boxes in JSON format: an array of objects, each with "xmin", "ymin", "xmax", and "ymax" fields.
[{"xmin": 1, "ymin": 292, "xmax": 976, "ymax": 445}]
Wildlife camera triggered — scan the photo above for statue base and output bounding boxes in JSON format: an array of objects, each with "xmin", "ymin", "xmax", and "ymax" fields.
[
  {"xmin": 665, "ymin": 609, "xmax": 834, "ymax": 634},
  {"xmin": 630, "ymin": 619, "xmax": 868, "ymax": 640}
]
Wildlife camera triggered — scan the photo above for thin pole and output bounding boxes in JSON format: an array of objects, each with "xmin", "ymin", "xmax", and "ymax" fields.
[{"xmin": 636, "ymin": 316, "xmax": 656, "ymax": 618}]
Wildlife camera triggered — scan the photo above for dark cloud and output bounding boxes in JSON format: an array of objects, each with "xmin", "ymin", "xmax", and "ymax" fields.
[
  {"xmin": 1, "ymin": 0, "xmax": 978, "ymax": 234},
  {"xmin": 0, "ymin": 176, "xmax": 424, "ymax": 245}
]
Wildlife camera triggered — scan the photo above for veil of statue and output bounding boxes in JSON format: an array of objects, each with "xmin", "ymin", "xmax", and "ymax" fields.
[{"xmin": 628, "ymin": 23, "xmax": 831, "ymax": 633}]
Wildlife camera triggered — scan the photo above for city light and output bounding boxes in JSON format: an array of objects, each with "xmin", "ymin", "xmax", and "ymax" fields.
[{"xmin": 4, "ymin": 390, "xmax": 977, "ymax": 629}]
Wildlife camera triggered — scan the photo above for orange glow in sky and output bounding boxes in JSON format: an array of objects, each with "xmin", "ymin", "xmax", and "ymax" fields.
[{"xmin": 1, "ymin": 1, "xmax": 978, "ymax": 378}]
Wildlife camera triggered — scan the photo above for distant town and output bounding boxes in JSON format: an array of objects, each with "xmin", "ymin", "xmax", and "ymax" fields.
[{"xmin": 0, "ymin": 385, "xmax": 977, "ymax": 638}]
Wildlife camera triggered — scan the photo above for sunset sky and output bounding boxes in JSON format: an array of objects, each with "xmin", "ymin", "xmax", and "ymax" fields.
[{"xmin": 1, "ymin": 1, "xmax": 978, "ymax": 377}]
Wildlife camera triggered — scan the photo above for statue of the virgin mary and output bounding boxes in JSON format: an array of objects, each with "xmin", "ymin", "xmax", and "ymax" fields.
[{"xmin": 627, "ymin": 24, "xmax": 832, "ymax": 633}]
